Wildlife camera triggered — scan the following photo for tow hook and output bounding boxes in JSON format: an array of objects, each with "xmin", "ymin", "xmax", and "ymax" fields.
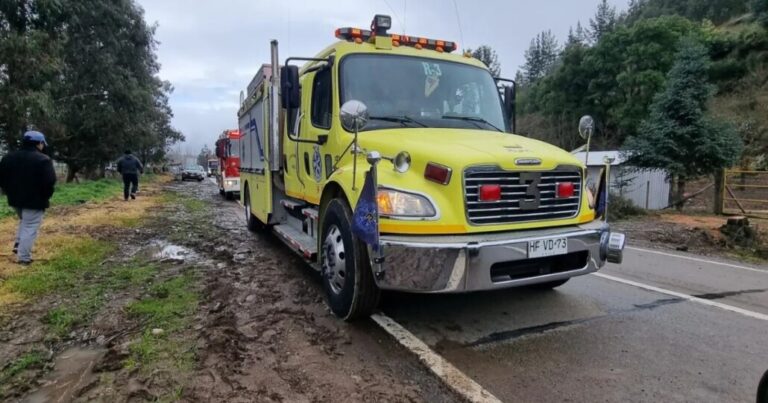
[{"xmin": 601, "ymin": 231, "xmax": 626, "ymax": 264}]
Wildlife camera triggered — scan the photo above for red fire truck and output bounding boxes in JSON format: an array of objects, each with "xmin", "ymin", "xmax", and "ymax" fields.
[{"xmin": 214, "ymin": 129, "xmax": 241, "ymax": 200}]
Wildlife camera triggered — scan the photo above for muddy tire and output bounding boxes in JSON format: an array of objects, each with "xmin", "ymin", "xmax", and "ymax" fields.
[
  {"xmin": 244, "ymin": 185, "xmax": 265, "ymax": 232},
  {"xmin": 225, "ymin": 192, "xmax": 234, "ymax": 201},
  {"xmin": 320, "ymin": 198, "xmax": 380, "ymax": 321},
  {"xmin": 527, "ymin": 278, "xmax": 570, "ymax": 290}
]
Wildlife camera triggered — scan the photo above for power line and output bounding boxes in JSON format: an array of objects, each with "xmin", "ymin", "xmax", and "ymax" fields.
[
  {"xmin": 381, "ymin": 0, "xmax": 404, "ymax": 31},
  {"xmin": 452, "ymin": 0, "xmax": 464, "ymax": 50}
]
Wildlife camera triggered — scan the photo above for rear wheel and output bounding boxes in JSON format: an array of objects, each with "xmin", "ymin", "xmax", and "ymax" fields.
[
  {"xmin": 320, "ymin": 198, "xmax": 380, "ymax": 320},
  {"xmin": 244, "ymin": 185, "xmax": 265, "ymax": 232},
  {"xmin": 527, "ymin": 278, "xmax": 570, "ymax": 290}
]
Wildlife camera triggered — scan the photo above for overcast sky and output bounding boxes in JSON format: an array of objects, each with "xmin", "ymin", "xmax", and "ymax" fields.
[{"xmin": 135, "ymin": 0, "xmax": 627, "ymax": 153}]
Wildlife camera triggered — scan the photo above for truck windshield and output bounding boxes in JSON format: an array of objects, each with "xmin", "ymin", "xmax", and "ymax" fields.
[{"xmin": 340, "ymin": 54, "xmax": 507, "ymax": 132}]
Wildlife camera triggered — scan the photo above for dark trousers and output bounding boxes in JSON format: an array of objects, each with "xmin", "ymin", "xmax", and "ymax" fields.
[{"xmin": 122, "ymin": 173, "xmax": 139, "ymax": 199}]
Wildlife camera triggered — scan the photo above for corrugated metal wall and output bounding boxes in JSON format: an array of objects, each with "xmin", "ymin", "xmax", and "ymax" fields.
[{"xmin": 611, "ymin": 167, "xmax": 670, "ymax": 210}]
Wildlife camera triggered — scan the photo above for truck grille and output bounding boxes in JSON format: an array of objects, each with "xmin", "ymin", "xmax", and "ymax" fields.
[{"xmin": 464, "ymin": 166, "xmax": 582, "ymax": 225}]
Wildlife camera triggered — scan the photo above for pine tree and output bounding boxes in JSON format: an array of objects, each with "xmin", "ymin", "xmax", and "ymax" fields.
[
  {"xmin": 468, "ymin": 45, "xmax": 501, "ymax": 77},
  {"xmin": 590, "ymin": 0, "xmax": 617, "ymax": 42},
  {"xmin": 521, "ymin": 30, "xmax": 559, "ymax": 85},
  {"xmin": 624, "ymin": 38, "xmax": 743, "ymax": 210},
  {"xmin": 754, "ymin": 0, "xmax": 768, "ymax": 27}
]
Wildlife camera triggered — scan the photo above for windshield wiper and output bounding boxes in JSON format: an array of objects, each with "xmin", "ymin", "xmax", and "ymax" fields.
[
  {"xmin": 441, "ymin": 115, "xmax": 503, "ymax": 132},
  {"xmin": 369, "ymin": 115, "xmax": 428, "ymax": 128}
]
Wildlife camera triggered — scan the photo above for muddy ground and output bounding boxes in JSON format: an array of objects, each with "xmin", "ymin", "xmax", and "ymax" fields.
[
  {"xmin": 613, "ymin": 211, "xmax": 768, "ymax": 262},
  {"xmin": 1, "ymin": 179, "xmax": 457, "ymax": 402}
]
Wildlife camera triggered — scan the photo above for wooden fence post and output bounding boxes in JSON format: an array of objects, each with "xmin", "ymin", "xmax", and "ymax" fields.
[{"xmin": 714, "ymin": 170, "xmax": 724, "ymax": 215}]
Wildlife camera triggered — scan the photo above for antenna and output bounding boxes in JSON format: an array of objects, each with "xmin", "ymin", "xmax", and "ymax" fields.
[
  {"xmin": 403, "ymin": 0, "xmax": 406, "ymax": 33},
  {"xmin": 452, "ymin": 0, "xmax": 465, "ymax": 49},
  {"xmin": 382, "ymin": 0, "xmax": 404, "ymax": 31}
]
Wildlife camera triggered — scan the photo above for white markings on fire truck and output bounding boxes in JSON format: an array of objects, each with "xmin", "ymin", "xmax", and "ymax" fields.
[{"xmin": 371, "ymin": 313, "xmax": 502, "ymax": 403}]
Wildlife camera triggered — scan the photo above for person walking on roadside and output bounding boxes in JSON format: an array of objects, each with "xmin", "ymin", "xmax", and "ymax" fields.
[
  {"xmin": 0, "ymin": 131, "xmax": 56, "ymax": 265},
  {"xmin": 117, "ymin": 150, "xmax": 143, "ymax": 201}
]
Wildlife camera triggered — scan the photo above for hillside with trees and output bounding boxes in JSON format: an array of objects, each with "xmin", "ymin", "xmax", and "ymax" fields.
[
  {"xmin": 506, "ymin": 0, "xmax": 768, "ymax": 209},
  {"xmin": 0, "ymin": 0, "xmax": 182, "ymax": 181}
]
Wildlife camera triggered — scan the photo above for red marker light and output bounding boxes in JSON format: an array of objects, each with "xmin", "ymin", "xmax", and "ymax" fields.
[
  {"xmin": 479, "ymin": 185, "xmax": 502, "ymax": 202},
  {"xmin": 556, "ymin": 182, "xmax": 575, "ymax": 198},
  {"xmin": 424, "ymin": 163, "xmax": 451, "ymax": 185}
]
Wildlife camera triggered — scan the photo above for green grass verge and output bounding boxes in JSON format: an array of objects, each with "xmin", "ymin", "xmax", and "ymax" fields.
[
  {"xmin": 3, "ymin": 239, "xmax": 113, "ymax": 296},
  {"xmin": 0, "ymin": 351, "xmax": 45, "ymax": 395},
  {"xmin": 125, "ymin": 273, "xmax": 198, "ymax": 374},
  {"xmin": 0, "ymin": 178, "xmax": 123, "ymax": 219}
]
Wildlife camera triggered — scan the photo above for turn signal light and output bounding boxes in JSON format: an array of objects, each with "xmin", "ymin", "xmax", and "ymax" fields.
[
  {"xmin": 424, "ymin": 162, "xmax": 452, "ymax": 185},
  {"xmin": 479, "ymin": 185, "xmax": 502, "ymax": 202},
  {"xmin": 556, "ymin": 182, "xmax": 575, "ymax": 198}
]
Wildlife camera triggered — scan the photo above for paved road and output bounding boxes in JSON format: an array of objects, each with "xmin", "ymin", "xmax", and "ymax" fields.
[
  {"xmin": 215, "ymin": 176, "xmax": 767, "ymax": 401},
  {"xmin": 382, "ymin": 246, "xmax": 768, "ymax": 402}
]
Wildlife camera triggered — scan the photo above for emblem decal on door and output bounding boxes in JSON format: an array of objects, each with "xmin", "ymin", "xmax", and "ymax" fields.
[{"xmin": 312, "ymin": 145, "xmax": 323, "ymax": 182}]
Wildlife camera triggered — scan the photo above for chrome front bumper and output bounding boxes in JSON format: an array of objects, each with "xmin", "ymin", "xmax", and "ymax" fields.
[{"xmin": 373, "ymin": 222, "xmax": 625, "ymax": 293}]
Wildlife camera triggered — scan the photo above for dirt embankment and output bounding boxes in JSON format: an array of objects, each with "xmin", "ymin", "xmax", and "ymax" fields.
[{"xmin": 1, "ymin": 178, "xmax": 456, "ymax": 402}]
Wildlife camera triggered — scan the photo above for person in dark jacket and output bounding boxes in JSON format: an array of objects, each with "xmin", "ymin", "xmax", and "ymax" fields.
[
  {"xmin": 0, "ymin": 131, "xmax": 56, "ymax": 265},
  {"xmin": 116, "ymin": 150, "xmax": 143, "ymax": 200}
]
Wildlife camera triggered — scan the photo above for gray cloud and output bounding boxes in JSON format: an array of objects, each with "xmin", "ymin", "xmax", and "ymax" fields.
[{"xmin": 137, "ymin": 0, "xmax": 626, "ymax": 152}]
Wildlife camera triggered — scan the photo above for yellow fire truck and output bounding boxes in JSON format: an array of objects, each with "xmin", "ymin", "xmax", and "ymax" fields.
[{"xmin": 238, "ymin": 15, "xmax": 625, "ymax": 320}]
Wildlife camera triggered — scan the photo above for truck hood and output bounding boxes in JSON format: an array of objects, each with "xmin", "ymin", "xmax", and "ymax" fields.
[{"xmin": 356, "ymin": 128, "xmax": 583, "ymax": 171}]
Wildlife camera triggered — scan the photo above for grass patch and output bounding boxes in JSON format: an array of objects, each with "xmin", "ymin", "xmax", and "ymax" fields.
[
  {"xmin": 0, "ymin": 178, "xmax": 122, "ymax": 219},
  {"xmin": 0, "ymin": 351, "xmax": 46, "ymax": 393},
  {"xmin": 124, "ymin": 273, "xmax": 198, "ymax": 373},
  {"xmin": 3, "ymin": 239, "xmax": 112, "ymax": 297},
  {"xmin": 40, "ymin": 262, "xmax": 159, "ymax": 338}
]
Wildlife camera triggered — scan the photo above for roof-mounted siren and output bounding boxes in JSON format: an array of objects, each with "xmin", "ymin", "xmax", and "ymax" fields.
[
  {"xmin": 371, "ymin": 14, "xmax": 391, "ymax": 36},
  {"xmin": 335, "ymin": 15, "xmax": 457, "ymax": 53}
]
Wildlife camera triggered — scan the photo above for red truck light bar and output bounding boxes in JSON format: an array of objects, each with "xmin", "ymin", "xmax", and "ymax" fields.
[{"xmin": 335, "ymin": 28, "xmax": 457, "ymax": 53}]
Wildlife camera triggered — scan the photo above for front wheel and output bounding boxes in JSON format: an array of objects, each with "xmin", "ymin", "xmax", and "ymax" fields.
[{"xmin": 320, "ymin": 198, "xmax": 380, "ymax": 321}]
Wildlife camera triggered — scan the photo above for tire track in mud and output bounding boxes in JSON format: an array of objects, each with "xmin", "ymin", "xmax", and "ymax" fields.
[{"xmin": 170, "ymin": 181, "xmax": 457, "ymax": 402}]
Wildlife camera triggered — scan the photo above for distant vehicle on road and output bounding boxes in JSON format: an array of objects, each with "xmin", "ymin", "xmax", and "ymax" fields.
[
  {"xmin": 215, "ymin": 129, "xmax": 241, "ymax": 200},
  {"xmin": 181, "ymin": 165, "xmax": 205, "ymax": 181},
  {"xmin": 207, "ymin": 158, "xmax": 219, "ymax": 177}
]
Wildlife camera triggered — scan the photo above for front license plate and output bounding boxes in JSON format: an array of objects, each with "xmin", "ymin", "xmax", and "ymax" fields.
[{"xmin": 528, "ymin": 237, "xmax": 568, "ymax": 258}]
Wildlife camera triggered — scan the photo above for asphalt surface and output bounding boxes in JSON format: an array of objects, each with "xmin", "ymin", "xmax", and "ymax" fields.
[
  {"xmin": 210, "ymin": 178, "xmax": 768, "ymax": 402},
  {"xmin": 382, "ymin": 246, "xmax": 768, "ymax": 402}
]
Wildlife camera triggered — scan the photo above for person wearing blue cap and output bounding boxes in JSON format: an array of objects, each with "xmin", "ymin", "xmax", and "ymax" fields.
[{"xmin": 0, "ymin": 131, "xmax": 57, "ymax": 265}]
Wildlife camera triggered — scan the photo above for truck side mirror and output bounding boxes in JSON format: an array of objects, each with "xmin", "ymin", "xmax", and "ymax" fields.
[
  {"xmin": 281, "ymin": 65, "xmax": 300, "ymax": 136},
  {"xmin": 503, "ymin": 85, "xmax": 516, "ymax": 133},
  {"xmin": 280, "ymin": 65, "xmax": 300, "ymax": 109}
]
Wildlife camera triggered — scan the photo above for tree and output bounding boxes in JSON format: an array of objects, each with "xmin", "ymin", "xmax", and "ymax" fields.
[
  {"xmin": 521, "ymin": 30, "xmax": 559, "ymax": 85},
  {"xmin": 521, "ymin": 16, "xmax": 704, "ymax": 148},
  {"xmin": 623, "ymin": 38, "xmax": 742, "ymax": 210},
  {"xmin": 754, "ymin": 0, "xmax": 768, "ymax": 27},
  {"xmin": 468, "ymin": 45, "xmax": 501, "ymax": 77},
  {"xmin": 0, "ymin": 0, "xmax": 63, "ymax": 149},
  {"xmin": 197, "ymin": 145, "xmax": 212, "ymax": 167},
  {"xmin": 626, "ymin": 0, "xmax": 750, "ymax": 25},
  {"xmin": 590, "ymin": 0, "xmax": 617, "ymax": 43},
  {"xmin": 0, "ymin": 0, "xmax": 182, "ymax": 181}
]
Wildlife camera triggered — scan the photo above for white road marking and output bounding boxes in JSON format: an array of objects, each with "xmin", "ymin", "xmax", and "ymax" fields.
[
  {"xmin": 626, "ymin": 246, "xmax": 767, "ymax": 274},
  {"xmin": 594, "ymin": 273, "xmax": 768, "ymax": 322},
  {"xmin": 371, "ymin": 313, "xmax": 502, "ymax": 403}
]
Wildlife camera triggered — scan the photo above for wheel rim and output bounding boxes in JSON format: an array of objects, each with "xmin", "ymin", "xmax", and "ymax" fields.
[
  {"xmin": 322, "ymin": 225, "xmax": 347, "ymax": 295},
  {"xmin": 245, "ymin": 193, "xmax": 251, "ymax": 221}
]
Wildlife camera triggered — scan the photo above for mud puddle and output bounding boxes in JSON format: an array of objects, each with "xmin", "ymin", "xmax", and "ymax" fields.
[{"xmin": 24, "ymin": 347, "xmax": 105, "ymax": 403}]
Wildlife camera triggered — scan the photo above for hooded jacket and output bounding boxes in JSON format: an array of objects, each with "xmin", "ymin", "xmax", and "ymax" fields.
[
  {"xmin": 117, "ymin": 154, "xmax": 144, "ymax": 176},
  {"xmin": 0, "ymin": 145, "xmax": 57, "ymax": 210}
]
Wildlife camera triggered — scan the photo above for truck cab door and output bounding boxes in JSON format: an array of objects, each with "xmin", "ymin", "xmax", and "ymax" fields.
[{"xmin": 297, "ymin": 67, "xmax": 333, "ymax": 205}]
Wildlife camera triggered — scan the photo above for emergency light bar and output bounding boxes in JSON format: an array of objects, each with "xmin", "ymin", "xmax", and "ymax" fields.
[{"xmin": 335, "ymin": 15, "xmax": 457, "ymax": 53}]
